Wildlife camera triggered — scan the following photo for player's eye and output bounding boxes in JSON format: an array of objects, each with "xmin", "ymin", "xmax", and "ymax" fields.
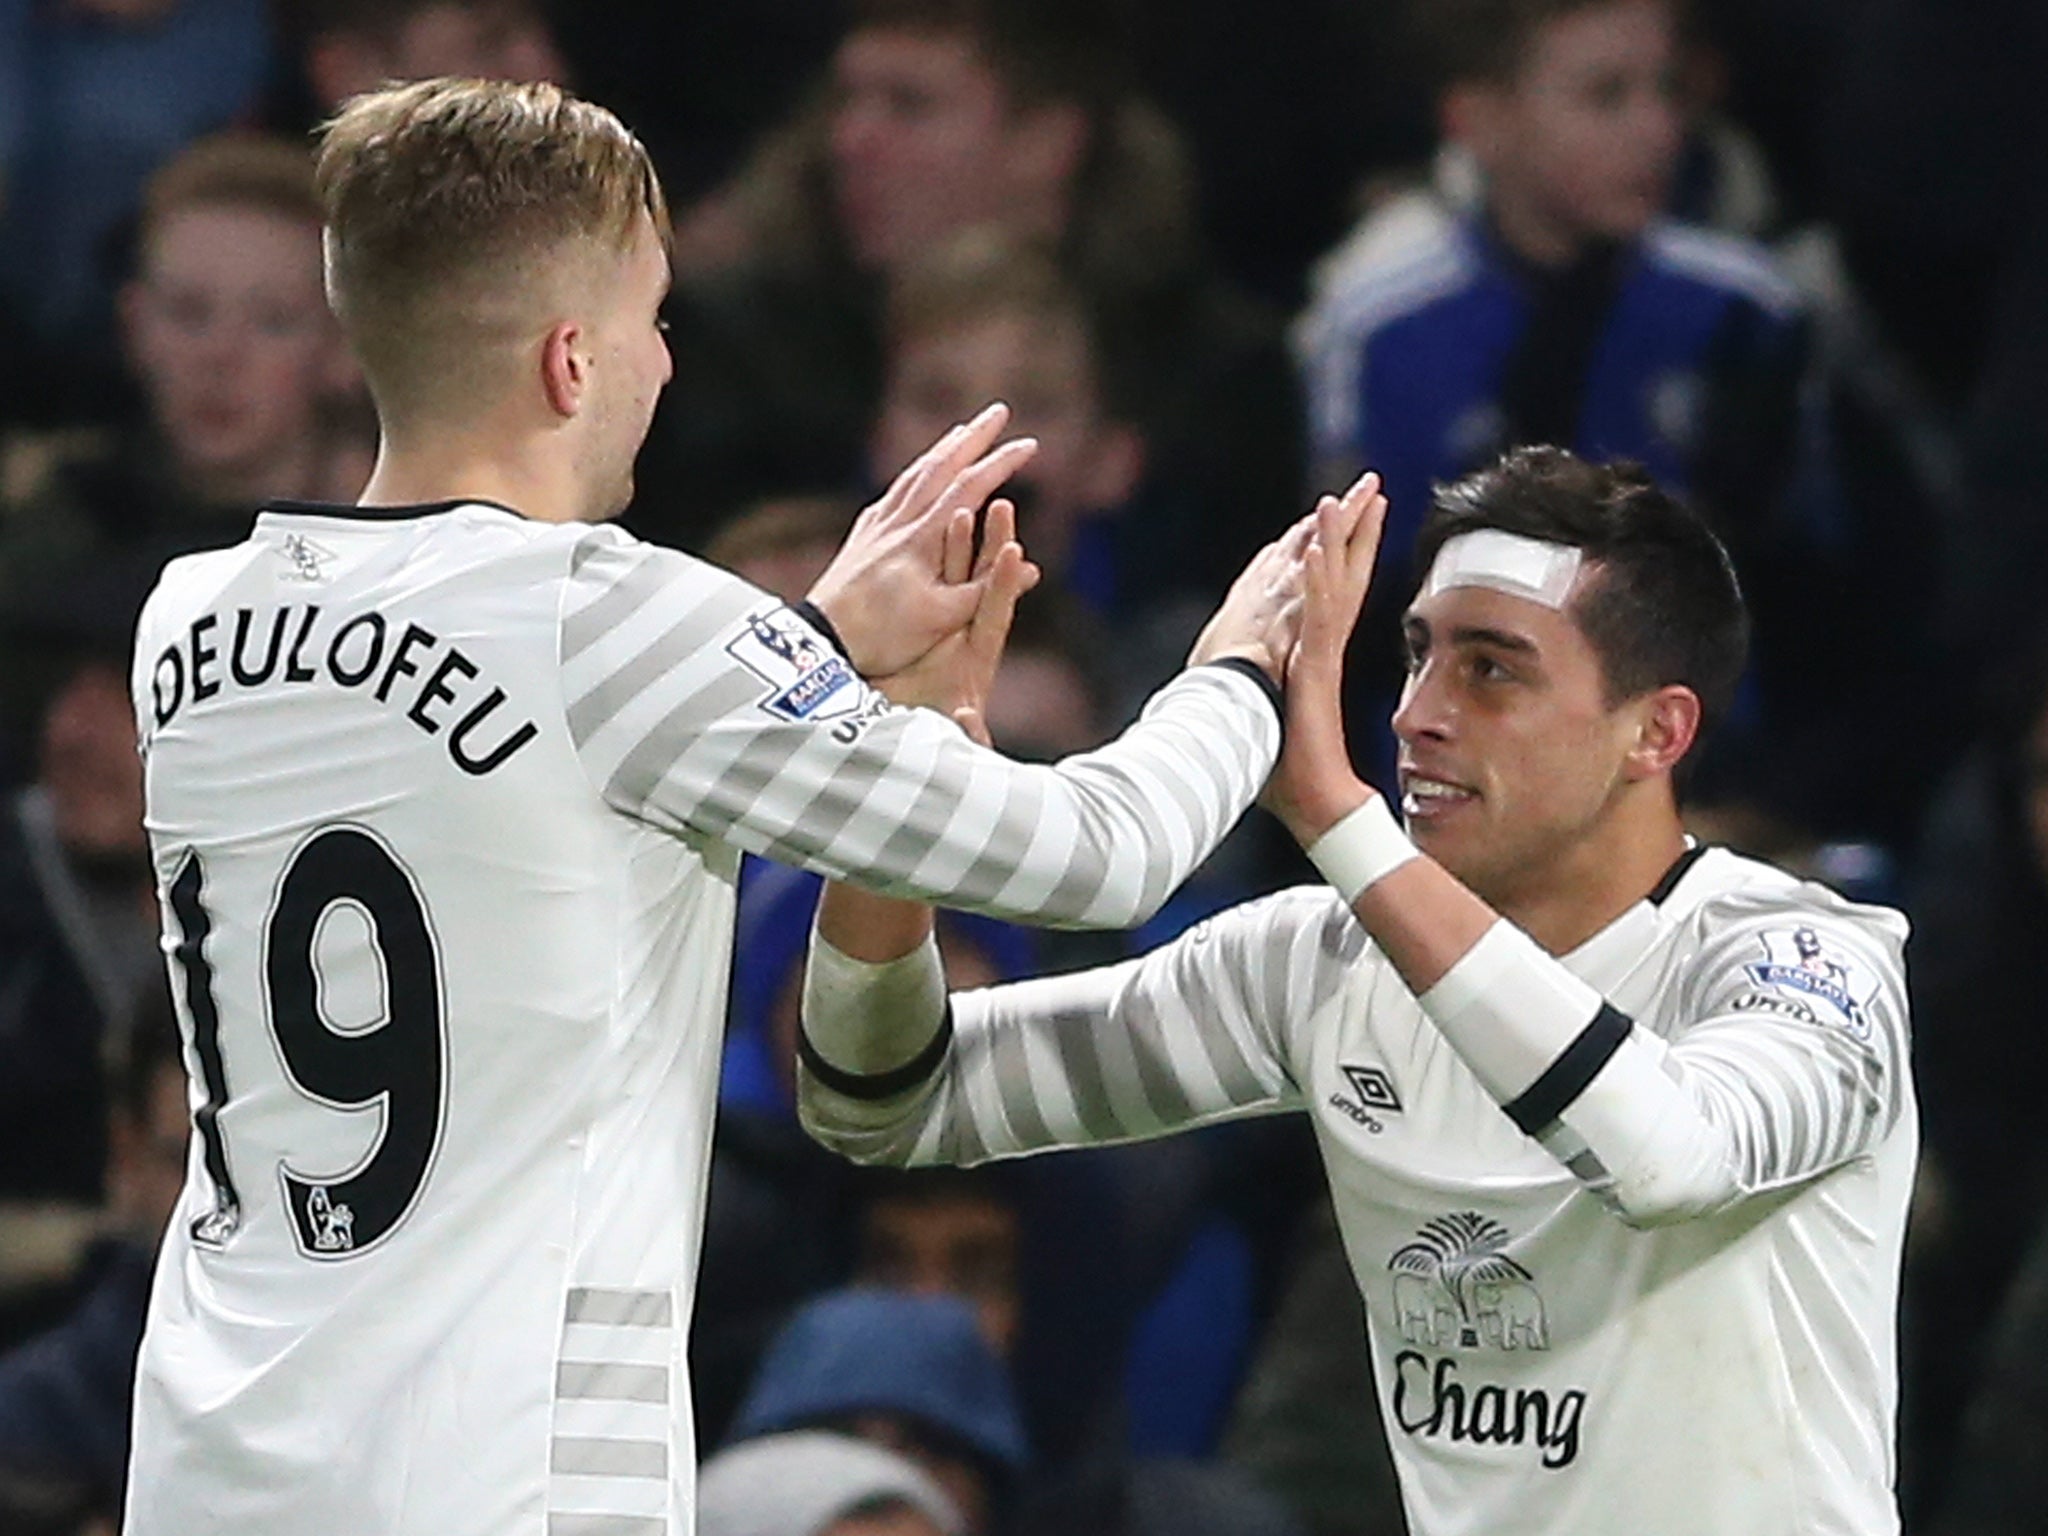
[{"xmin": 1471, "ymin": 654, "xmax": 1511, "ymax": 682}]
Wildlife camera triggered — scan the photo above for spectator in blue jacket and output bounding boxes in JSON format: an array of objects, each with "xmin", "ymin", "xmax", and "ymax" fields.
[
  {"xmin": 1297, "ymin": 0, "xmax": 1813, "ymax": 555},
  {"xmin": 1294, "ymin": 0, "xmax": 1870, "ymax": 832}
]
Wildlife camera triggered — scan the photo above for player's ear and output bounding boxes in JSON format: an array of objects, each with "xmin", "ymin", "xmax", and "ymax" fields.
[
  {"xmin": 539, "ymin": 321, "xmax": 588, "ymax": 419},
  {"xmin": 1621, "ymin": 684, "xmax": 1700, "ymax": 781}
]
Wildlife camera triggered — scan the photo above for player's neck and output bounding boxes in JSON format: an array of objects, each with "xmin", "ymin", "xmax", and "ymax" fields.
[
  {"xmin": 357, "ymin": 433, "xmax": 585, "ymax": 523},
  {"xmin": 1489, "ymin": 800, "xmax": 1690, "ymax": 956}
]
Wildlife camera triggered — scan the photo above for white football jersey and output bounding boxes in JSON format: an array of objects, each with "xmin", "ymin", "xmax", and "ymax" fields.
[
  {"xmin": 123, "ymin": 500, "xmax": 1280, "ymax": 1536},
  {"xmin": 803, "ymin": 846, "xmax": 1915, "ymax": 1536}
]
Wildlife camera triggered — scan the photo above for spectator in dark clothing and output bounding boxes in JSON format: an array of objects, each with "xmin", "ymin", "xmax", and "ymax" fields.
[
  {"xmin": 546, "ymin": 5, "xmax": 842, "ymax": 226},
  {"xmin": 1122, "ymin": 0, "xmax": 1434, "ymax": 312},
  {"xmin": 1931, "ymin": 1214, "xmax": 2048, "ymax": 1536},
  {"xmin": 0, "ymin": 984, "xmax": 187, "ymax": 1520},
  {"xmin": 1898, "ymin": 627, "xmax": 2048, "ymax": 1519},
  {"xmin": 691, "ymin": 1111, "xmax": 862, "ymax": 1455},
  {"xmin": 282, "ymin": 0, "xmax": 567, "ymax": 121},
  {"xmin": 634, "ymin": 0, "xmax": 1303, "ymax": 568},
  {"xmin": 851, "ymin": 1168, "xmax": 1024, "ymax": 1359},
  {"xmin": 1220, "ymin": 1200, "xmax": 1407, "ymax": 1536},
  {"xmin": 1947, "ymin": 210, "xmax": 2048, "ymax": 671},
  {"xmin": 0, "ymin": 559, "xmax": 161, "ymax": 1206},
  {"xmin": 1812, "ymin": 0, "xmax": 2048, "ymax": 412},
  {"xmin": 0, "ymin": 132, "xmax": 369, "ymax": 613},
  {"xmin": 0, "ymin": 0, "xmax": 273, "ymax": 422}
]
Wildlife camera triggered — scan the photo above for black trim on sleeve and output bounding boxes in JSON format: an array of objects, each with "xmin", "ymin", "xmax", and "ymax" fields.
[
  {"xmin": 1503, "ymin": 1003, "xmax": 1633, "ymax": 1135},
  {"xmin": 1202, "ymin": 657, "xmax": 1285, "ymax": 742},
  {"xmin": 1648, "ymin": 844, "xmax": 1710, "ymax": 907},
  {"xmin": 791, "ymin": 600, "xmax": 847, "ymax": 660},
  {"xmin": 798, "ymin": 1004, "xmax": 954, "ymax": 1102}
]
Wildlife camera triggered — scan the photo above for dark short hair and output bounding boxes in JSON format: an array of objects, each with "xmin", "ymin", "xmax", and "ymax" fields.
[
  {"xmin": 848, "ymin": 0, "xmax": 1131, "ymax": 111},
  {"xmin": 1413, "ymin": 446, "xmax": 1749, "ymax": 744},
  {"xmin": 1416, "ymin": 0, "xmax": 1683, "ymax": 89}
]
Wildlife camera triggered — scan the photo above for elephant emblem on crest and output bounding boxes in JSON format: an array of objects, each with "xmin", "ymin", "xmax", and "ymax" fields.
[{"xmin": 1386, "ymin": 1212, "xmax": 1549, "ymax": 1353}]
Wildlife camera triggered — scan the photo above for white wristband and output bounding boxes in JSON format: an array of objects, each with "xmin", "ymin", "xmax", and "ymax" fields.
[
  {"xmin": 1306, "ymin": 796, "xmax": 1418, "ymax": 905},
  {"xmin": 802, "ymin": 928, "xmax": 947, "ymax": 1077}
]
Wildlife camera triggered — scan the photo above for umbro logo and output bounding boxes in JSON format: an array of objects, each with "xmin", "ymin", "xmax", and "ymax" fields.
[
  {"xmin": 1329, "ymin": 1062, "xmax": 1402, "ymax": 1133},
  {"xmin": 1344, "ymin": 1064, "xmax": 1402, "ymax": 1113}
]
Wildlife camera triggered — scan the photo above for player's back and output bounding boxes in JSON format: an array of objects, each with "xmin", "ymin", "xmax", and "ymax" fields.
[{"xmin": 127, "ymin": 502, "xmax": 730, "ymax": 1535}]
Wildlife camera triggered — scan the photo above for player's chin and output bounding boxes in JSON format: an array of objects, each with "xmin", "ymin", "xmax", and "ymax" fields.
[
  {"xmin": 1404, "ymin": 815, "xmax": 1488, "ymax": 882},
  {"xmin": 594, "ymin": 473, "xmax": 635, "ymax": 524}
]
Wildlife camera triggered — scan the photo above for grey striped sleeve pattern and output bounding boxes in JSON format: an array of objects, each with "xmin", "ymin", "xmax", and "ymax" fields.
[
  {"xmin": 1663, "ymin": 913, "xmax": 1908, "ymax": 1194},
  {"xmin": 802, "ymin": 888, "xmax": 1348, "ymax": 1167},
  {"xmin": 558, "ymin": 534, "xmax": 1281, "ymax": 929}
]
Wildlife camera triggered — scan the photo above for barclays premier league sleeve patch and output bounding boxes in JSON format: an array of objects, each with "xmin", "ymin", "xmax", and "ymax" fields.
[
  {"xmin": 1731, "ymin": 926, "xmax": 1881, "ymax": 1038},
  {"xmin": 726, "ymin": 606, "xmax": 862, "ymax": 724}
]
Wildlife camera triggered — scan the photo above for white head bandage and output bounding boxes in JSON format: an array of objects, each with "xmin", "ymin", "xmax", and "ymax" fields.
[{"xmin": 1423, "ymin": 530, "xmax": 1583, "ymax": 610}]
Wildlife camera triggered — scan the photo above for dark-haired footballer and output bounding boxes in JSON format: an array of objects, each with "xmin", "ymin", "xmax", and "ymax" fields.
[{"xmin": 801, "ymin": 449, "xmax": 1914, "ymax": 1536}]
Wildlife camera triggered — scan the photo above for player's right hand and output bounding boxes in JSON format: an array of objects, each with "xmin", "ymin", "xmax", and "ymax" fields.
[
  {"xmin": 1262, "ymin": 471, "xmax": 1387, "ymax": 838},
  {"xmin": 871, "ymin": 496, "xmax": 1038, "ymax": 730},
  {"xmin": 1185, "ymin": 510, "xmax": 1317, "ymax": 684},
  {"xmin": 803, "ymin": 403, "xmax": 1038, "ymax": 677}
]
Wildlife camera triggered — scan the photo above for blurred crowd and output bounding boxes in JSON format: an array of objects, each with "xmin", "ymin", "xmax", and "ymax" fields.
[{"xmin": 2, "ymin": 0, "xmax": 2046, "ymax": 1532}]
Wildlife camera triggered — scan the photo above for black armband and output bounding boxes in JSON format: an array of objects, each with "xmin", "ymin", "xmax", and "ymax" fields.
[
  {"xmin": 798, "ymin": 1004, "xmax": 955, "ymax": 1102},
  {"xmin": 1202, "ymin": 656, "xmax": 1285, "ymax": 744},
  {"xmin": 1503, "ymin": 1003, "xmax": 1633, "ymax": 1135}
]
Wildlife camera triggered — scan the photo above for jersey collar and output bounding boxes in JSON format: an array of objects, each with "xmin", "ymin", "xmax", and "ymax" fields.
[
  {"xmin": 260, "ymin": 497, "xmax": 526, "ymax": 523},
  {"xmin": 1559, "ymin": 841, "xmax": 1716, "ymax": 992}
]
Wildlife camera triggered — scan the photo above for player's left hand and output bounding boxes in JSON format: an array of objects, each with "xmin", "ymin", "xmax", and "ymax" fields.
[
  {"xmin": 871, "ymin": 496, "xmax": 1039, "ymax": 733},
  {"xmin": 1262, "ymin": 471, "xmax": 1387, "ymax": 840},
  {"xmin": 804, "ymin": 403, "xmax": 1038, "ymax": 677}
]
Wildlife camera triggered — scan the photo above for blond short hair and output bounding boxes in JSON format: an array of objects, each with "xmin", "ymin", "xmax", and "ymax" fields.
[
  {"xmin": 141, "ymin": 132, "xmax": 322, "ymax": 252},
  {"xmin": 315, "ymin": 77, "xmax": 670, "ymax": 419}
]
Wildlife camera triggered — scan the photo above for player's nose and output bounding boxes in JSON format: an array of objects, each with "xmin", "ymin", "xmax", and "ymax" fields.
[{"xmin": 1392, "ymin": 666, "xmax": 1453, "ymax": 744}]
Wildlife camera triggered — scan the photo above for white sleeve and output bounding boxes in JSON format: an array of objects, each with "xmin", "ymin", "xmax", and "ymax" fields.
[
  {"xmin": 798, "ymin": 888, "xmax": 1354, "ymax": 1166},
  {"xmin": 556, "ymin": 531, "xmax": 1280, "ymax": 929},
  {"xmin": 1419, "ymin": 906, "xmax": 1909, "ymax": 1228}
]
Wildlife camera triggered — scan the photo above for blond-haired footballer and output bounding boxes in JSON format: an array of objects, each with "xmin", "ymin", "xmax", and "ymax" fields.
[{"xmin": 125, "ymin": 78, "xmax": 1329, "ymax": 1535}]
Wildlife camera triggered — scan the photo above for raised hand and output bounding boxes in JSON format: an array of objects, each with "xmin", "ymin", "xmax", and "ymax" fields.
[
  {"xmin": 871, "ymin": 496, "xmax": 1040, "ymax": 732},
  {"xmin": 804, "ymin": 403, "xmax": 1039, "ymax": 677},
  {"xmin": 814, "ymin": 499, "xmax": 1035, "ymax": 967},
  {"xmin": 1262, "ymin": 471, "xmax": 1388, "ymax": 838},
  {"xmin": 1185, "ymin": 510, "xmax": 1318, "ymax": 683}
]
